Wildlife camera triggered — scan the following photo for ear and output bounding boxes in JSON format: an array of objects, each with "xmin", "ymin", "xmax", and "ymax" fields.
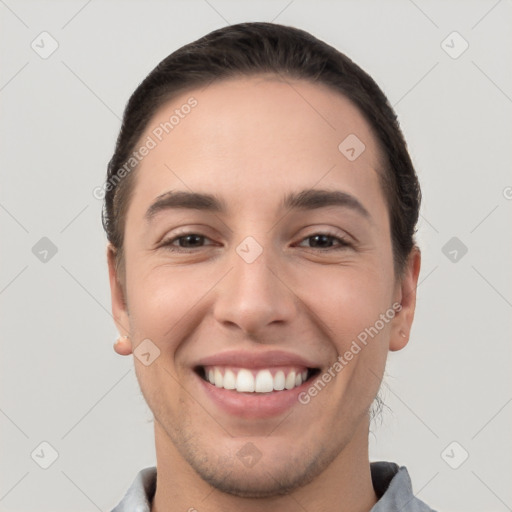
[
  {"xmin": 107, "ymin": 244, "xmax": 132, "ymax": 355},
  {"xmin": 389, "ymin": 246, "xmax": 421, "ymax": 351}
]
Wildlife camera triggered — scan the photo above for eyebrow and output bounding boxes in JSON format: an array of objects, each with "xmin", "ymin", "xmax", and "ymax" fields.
[{"xmin": 145, "ymin": 188, "xmax": 371, "ymax": 223}]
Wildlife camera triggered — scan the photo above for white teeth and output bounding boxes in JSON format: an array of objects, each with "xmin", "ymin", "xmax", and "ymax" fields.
[
  {"xmin": 236, "ymin": 369, "xmax": 255, "ymax": 392},
  {"xmin": 214, "ymin": 367, "xmax": 223, "ymax": 387},
  {"xmin": 204, "ymin": 367, "xmax": 309, "ymax": 393},
  {"xmin": 274, "ymin": 370, "xmax": 285, "ymax": 390},
  {"xmin": 255, "ymin": 370, "xmax": 274, "ymax": 392},
  {"xmin": 223, "ymin": 369, "xmax": 236, "ymax": 389},
  {"xmin": 285, "ymin": 371, "xmax": 296, "ymax": 390}
]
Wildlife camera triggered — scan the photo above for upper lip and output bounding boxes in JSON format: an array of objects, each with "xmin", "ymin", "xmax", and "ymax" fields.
[{"xmin": 193, "ymin": 349, "xmax": 321, "ymax": 370}]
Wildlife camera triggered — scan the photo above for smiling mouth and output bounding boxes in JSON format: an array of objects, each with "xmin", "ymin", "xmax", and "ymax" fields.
[{"xmin": 195, "ymin": 365, "xmax": 321, "ymax": 393}]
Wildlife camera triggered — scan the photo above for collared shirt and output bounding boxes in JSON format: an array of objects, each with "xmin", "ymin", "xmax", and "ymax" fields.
[{"xmin": 111, "ymin": 461, "xmax": 437, "ymax": 512}]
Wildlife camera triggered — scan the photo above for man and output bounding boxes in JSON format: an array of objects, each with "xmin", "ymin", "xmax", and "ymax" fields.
[{"xmin": 105, "ymin": 22, "xmax": 434, "ymax": 511}]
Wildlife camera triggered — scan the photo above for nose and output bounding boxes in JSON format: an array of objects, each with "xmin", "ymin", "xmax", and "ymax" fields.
[{"xmin": 212, "ymin": 240, "xmax": 298, "ymax": 338}]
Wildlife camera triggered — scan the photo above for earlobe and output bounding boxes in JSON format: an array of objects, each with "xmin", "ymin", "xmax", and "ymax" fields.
[
  {"xmin": 114, "ymin": 334, "xmax": 133, "ymax": 355},
  {"xmin": 389, "ymin": 246, "xmax": 421, "ymax": 352},
  {"xmin": 107, "ymin": 244, "xmax": 132, "ymax": 355}
]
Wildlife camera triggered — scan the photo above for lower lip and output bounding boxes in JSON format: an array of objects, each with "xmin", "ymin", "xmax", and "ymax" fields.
[{"xmin": 194, "ymin": 371, "xmax": 312, "ymax": 419}]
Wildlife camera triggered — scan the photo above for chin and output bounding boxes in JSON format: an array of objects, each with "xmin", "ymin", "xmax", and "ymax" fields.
[
  {"xmin": 175, "ymin": 432, "xmax": 343, "ymax": 499},
  {"xmin": 191, "ymin": 458, "xmax": 322, "ymax": 498}
]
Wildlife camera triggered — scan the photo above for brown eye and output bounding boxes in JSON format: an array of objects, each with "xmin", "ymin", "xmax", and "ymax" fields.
[
  {"xmin": 175, "ymin": 234, "xmax": 206, "ymax": 248},
  {"xmin": 161, "ymin": 233, "xmax": 214, "ymax": 252},
  {"xmin": 298, "ymin": 233, "xmax": 352, "ymax": 250}
]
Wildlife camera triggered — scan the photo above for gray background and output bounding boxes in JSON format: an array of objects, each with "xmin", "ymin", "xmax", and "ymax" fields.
[{"xmin": 1, "ymin": 0, "xmax": 511, "ymax": 510}]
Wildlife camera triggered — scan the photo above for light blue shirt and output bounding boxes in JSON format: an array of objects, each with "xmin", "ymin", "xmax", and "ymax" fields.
[{"xmin": 111, "ymin": 461, "xmax": 437, "ymax": 511}]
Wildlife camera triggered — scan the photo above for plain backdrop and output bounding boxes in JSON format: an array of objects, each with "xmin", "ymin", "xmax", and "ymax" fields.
[{"xmin": 1, "ymin": 1, "xmax": 511, "ymax": 511}]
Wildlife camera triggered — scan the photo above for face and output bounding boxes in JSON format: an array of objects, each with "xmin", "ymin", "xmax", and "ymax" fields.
[{"xmin": 108, "ymin": 76, "xmax": 420, "ymax": 497}]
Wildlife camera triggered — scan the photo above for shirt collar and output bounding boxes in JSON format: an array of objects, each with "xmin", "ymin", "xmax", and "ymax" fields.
[{"xmin": 369, "ymin": 462, "xmax": 436, "ymax": 511}]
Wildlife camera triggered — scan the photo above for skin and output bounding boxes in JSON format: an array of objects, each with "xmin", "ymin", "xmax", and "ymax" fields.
[{"xmin": 108, "ymin": 75, "xmax": 421, "ymax": 512}]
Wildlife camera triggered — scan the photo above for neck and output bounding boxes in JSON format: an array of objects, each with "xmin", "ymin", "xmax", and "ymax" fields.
[{"xmin": 150, "ymin": 416, "xmax": 378, "ymax": 512}]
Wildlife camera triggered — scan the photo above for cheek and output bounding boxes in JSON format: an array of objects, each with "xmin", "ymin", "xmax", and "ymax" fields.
[
  {"xmin": 125, "ymin": 262, "xmax": 217, "ymax": 343},
  {"xmin": 295, "ymin": 261, "xmax": 394, "ymax": 343}
]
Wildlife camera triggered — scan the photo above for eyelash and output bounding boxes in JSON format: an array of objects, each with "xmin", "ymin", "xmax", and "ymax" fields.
[{"xmin": 159, "ymin": 231, "xmax": 352, "ymax": 253}]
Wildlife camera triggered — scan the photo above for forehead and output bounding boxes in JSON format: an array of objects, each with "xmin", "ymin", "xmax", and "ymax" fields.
[{"xmin": 130, "ymin": 75, "xmax": 387, "ymax": 221}]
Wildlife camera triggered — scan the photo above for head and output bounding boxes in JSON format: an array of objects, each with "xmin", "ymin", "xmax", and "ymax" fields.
[{"xmin": 104, "ymin": 22, "xmax": 421, "ymax": 497}]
